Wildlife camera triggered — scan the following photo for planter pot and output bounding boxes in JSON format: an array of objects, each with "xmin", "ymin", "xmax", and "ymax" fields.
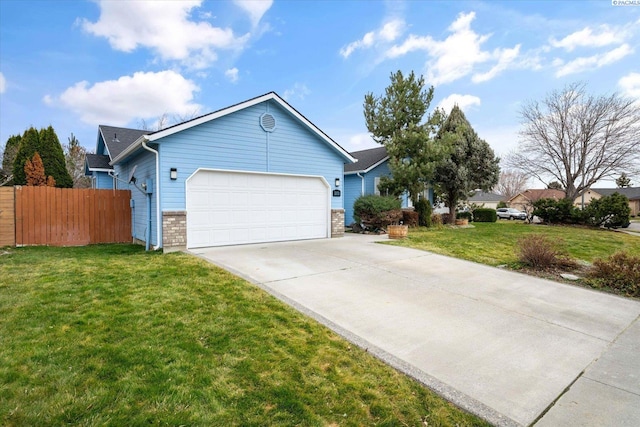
[
  {"xmin": 455, "ymin": 219, "xmax": 469, "ymax": 226},
  {"xmin": 388, "ymin": 224, "xmax": 408, "ymax": 239}
]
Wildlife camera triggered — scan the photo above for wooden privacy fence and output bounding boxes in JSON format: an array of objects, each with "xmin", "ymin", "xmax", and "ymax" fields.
[{"xmin": 0, "ymin": 186, "xmax": 132, "ymax": 247}]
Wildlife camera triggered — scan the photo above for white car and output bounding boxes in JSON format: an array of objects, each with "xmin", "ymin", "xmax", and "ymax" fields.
[{"xmin": 496, "ymin": 208, "xmax": 527, "ymax": 220}]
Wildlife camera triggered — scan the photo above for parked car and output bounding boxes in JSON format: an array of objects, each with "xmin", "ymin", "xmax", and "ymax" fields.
[{"xmin": 496, "ymin": 208, "xmax": 527, "ymax": 220}]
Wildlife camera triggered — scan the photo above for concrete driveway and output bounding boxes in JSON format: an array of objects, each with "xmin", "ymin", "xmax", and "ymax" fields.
[{"xmin": 193, "ymin": 234, "xmax": 640, "ymax": 427}]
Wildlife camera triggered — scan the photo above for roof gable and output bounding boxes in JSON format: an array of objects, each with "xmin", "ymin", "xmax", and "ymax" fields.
[
  {"xmin": 98, "ymin": 125, "xmax": 150, "ymax": 161},
  {"xmin": 345, "ymin": 146, "xmax": 388, "ymax": 174},
  {"xmin": 111, "ymin": 92, "xmax": 355, "ymax": 165},
  {"xmin": 508, "ymin": 189, "xmax": 565, "ymax": 203}
]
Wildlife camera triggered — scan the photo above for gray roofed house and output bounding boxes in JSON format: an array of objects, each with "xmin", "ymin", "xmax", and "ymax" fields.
[
  {"xmin": 84, "ymin": 125, "xmax": 151, "ymax": 189},
  {"xmin": 467, "ymin": 191, "xmax": 505, "ymax": 209},
  {"xmin": 577, "ymin": 187, "xmax": 640, "ymax": 216},
  {"xmin": 344, "ymin": 146, "xmax": 388, "ymax": 174}
]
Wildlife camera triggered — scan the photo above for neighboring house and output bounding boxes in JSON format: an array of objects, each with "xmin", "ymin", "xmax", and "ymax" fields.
[
  {"xmin": 85, "ymin": 126, "xmax": 150, "ymax": 189},
  {"xmin": 508, "ymin": 189, "xmax": 565, "ymax": 213},
  {"xmin": 575, "ymin": 187, "xmax": 640, "ymax": 216},
  {"xmin": 343, "ymin": 146, "xmax": 432, "ymax": 226},
  {"xmin": 467, "ymin": 191, "xmax": 504, "ymax": 210},
  {"xmin": 86, "ymin": 92, "xmax": 355, "ymax": 251}
]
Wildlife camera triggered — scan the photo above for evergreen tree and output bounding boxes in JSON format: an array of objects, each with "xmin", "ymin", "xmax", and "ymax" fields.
[
  {"xmin": 616, "ymin": 173, "xmax": 632, "ymax": 188},
  {"xmin": 39, "ymin": 126, "xmax": 73, "ymax": 188},
  {"xmin": 433, "ymin": 105, "xmax": 500, "ymax": 223},
  {"xmin": 12, "ymin": 126, "xmax": 72, "ymax": 187},
  {"xmin": 13, "ymin": 127, "xmax": 40, "ymax": 185},
  {"xmin": 364, "ymin": 70, "xmax": 446, "ymax": 204},
  {"xmin": 2, "ymin": 134, "xmax": 21, "ymax": 184},
  {"xmin": 25, "ymin": 152, "xmax": 55, "ymax": 186},
  {"xmin": 547, "ymin": 181, "xmax": 563, "ymax": 190}
]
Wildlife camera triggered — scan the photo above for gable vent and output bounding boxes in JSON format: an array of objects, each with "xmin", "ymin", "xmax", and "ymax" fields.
[{"xmin": 260, "ymin": 113, "xmax": 277, "ymax": 132}]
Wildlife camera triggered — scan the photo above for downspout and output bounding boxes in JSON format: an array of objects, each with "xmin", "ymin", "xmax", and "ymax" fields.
[
  {"xmin": 142, "ymin": 140, "xmax": 161, "ymax": 250},
  {"xmin": 356, "ymin": 172, "xmax": 364, "ymax": 196}
]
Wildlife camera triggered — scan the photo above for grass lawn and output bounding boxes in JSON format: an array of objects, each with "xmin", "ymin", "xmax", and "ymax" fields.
[
  {"xmin": 0, "ymin": 245, "xmax": 487, "ymax": 426},
  {"xmin": 388, "ymin": 221, "xmax": 640, "ymax": 267}
]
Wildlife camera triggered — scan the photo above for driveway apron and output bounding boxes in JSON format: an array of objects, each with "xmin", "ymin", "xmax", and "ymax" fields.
[{"xmin": 192, "ymin": 234, "xmax": 640, "ymax": 427}]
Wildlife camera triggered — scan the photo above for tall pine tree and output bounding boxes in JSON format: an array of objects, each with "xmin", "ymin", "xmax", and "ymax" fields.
[
  {"xmin": 364, "ymin": 70, "xmax": 446, "ymax": 204},
  {"xmin": 1, "ymin": 134, "xmax": 21, "ymax": 185},
  {"xmin": 433, "ymin": 105, "xmax": 500, "ymax": 223}
]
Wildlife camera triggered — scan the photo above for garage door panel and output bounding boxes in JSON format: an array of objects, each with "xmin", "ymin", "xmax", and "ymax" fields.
[{"xmin": 187, "ymin": 171, "xmax": 329, "ymax": 248}]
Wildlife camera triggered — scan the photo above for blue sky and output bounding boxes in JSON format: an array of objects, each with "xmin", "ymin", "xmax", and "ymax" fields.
[{"xmin": 1, "ymin": 0, "xmax": 639, "ymax": 176}]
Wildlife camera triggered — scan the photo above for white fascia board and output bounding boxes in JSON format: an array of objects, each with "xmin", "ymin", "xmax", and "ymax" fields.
[
  {"xmin": 110, "ymin": 135, "xmax": 148, "ymax": 165},
  {"xmin": 344, "ymin": 156, "xmax": 388, "ymax": 175}
]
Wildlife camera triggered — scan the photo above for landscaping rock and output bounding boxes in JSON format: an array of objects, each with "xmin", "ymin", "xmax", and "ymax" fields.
[{"xmin": 560, "ymin": 273, "xmax": 580, "ymax": 281}]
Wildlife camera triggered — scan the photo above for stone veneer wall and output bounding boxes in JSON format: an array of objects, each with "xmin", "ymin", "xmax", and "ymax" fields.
[
  {"xmin": 162, "ymin": 211, "xmax": 186, "ymax": 253},
  {"xmin": 331, "ymin": 209, "xmax": 344, "ymax": 238}
]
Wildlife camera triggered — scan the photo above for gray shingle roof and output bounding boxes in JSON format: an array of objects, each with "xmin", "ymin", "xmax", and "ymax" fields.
[
  {"xmin": 345, "ymin": 146, "xmax": 388, "ymax": 173},
  {"xmin": 99, "ymin": 125, "xmax": 150, "ymax": 160},
  {"xmin": 469, "ymin": 191, "xmax": 504, "ymax": 202},
  {"xmin": 85, "ymin": 154, "xmax": 112, "ymax": 170},
  {"xmin": 591, "ymin": 187, "xmax": 640, "ymax": 200}
]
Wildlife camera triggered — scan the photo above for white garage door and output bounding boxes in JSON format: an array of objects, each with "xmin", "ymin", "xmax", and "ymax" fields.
[{"xmin": 186, "ymin": 170, "xmax": 329, "ymax": 248}]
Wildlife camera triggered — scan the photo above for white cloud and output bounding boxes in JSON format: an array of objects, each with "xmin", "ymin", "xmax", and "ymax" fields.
[
  {"xmin": 554, "ymin": 44, "xmax": 633, "ymax": 77},
  {"xmin": 472, "ymin": 45, "xmax": 521, "ymax": 83},
  {"xmin": 619, "ymin": 72, "xmax": 640, "ymax": 100},
  {"xmin": 340, "ymin": 18, "xmax": 404, "ymax": 58},
  {"xmin": 225, "ymin": 67, "xmax": 239, "ymax": 83},
  {"xmin": 385, "ymin": 12, "xmax": 519, "ymax": 85},
  {"xmin": 81, "ymin": 0, "xmax": 250, "ymax": 69},
  {"xmin": 437, "ymin": 94, "xmax": 481, "ymax": 114},
  {"xmin": 550, "ymin": 25, "xmax": 620, "ymax": 52},
  {"xmin": 233, "ymin": 0, "xmax": 272, "ymax": 27},
  {"xmin": 54, "ymin": 70, "xmax": 201, "ymax": 126},
  {"xmin": 283, "ymin": 83, "xmax": 310, "ymax": 101},
  {"xmin": 0, "ymin": 72, "xmax": 5, "ymax": 94},
  {"xmin": 42, "ymin": 94, "xmax": 53, "ymax": 105}
]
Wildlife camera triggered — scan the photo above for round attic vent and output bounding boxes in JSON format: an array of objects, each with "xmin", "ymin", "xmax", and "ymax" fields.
[{"xmin": 260, "ymin": 113, "xmax": 277, "ymax": 132}]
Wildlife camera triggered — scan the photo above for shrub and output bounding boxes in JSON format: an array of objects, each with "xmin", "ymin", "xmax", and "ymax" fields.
[
  {"xmin": 430, "ymin": 213, "xmax": 443, "ymax": 227},
  {"xmin": 402, "ymin": 210, "xmax": 419, "ymax": 227},
  {"xmin": 414, "ymin": 199, "xmax": 432, "ymax": 227},
  {"xmin": 473, "ymin": 208, "xmax": 497, "ymax": 222},
  {"xmin": 517, "ymin": 234, "xmax": 577, "ymax": 270},
  {"xmin": 532, "ymin": 198, "xmax": 576, "ymax": 224},
  {"xmin": 353, "ymin": 195, "xmax": 402, "ymax": 230},
  {"xmin": 456, "ymin": 211, "xmax": 473, "ymax": 221},
  {"xmin": 585, "ymin": 193, "xmax": 631, "ymax": 228},
  {"xmin": 497, "ymin": 201, "xmax": 507, "ymax": 209},
  {"xmin": 587, "ymin": 252, "xmax": 640, "ymax": 297}
]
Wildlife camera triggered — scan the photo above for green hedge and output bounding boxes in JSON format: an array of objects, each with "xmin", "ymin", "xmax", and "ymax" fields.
[
  {"xmin": 353, "ymin": 195, "xmax": 402, "ymax": 229},
  {"xmin": 473, "ymin": 208, "xmax": 497, "ymax": 222},
  {"xmin": 414, "ymin": 199, "xmax": 432, "ymax": 227}
]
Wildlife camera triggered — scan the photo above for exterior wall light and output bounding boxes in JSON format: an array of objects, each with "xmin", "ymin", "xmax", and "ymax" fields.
[
  {"xmin": 335, "ymin": 178, "xmax": 340, "ymax": 187},
  {"xmin": 170, "ymin": 168, "xmax": 177, "ymax": 180}
]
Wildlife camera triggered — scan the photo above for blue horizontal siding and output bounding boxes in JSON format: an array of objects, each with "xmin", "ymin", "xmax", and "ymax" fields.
[
  {"xmin": 94, "ymin": 171, "xmax": 113, "ymax": 189},
  {"xmin": 115, "ymin": 150, "xmax": 158, "ymax": 247},
  {"xmin": 159, "ymin": 100, "xmax": 346, "ymax": 212},
  {"xmin": 344, "ymin": 174, "xmax": 362, "ymax": 226}
]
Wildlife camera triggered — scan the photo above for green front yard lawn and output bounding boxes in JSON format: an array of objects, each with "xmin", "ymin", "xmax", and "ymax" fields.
[
  {"xmin": 388, "ymin": 221, "xmax": 640, "ymax": 273},
  {"xmin": 0, "ymin": 245, "xmax": 487, "ymax": 426}
]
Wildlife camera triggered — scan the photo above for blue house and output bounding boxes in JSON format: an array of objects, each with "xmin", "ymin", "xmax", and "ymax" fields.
[
  {"xmin": 86, "ymin": 92, "xmax": 355, "ymax": 251},
  {"xmin": 343, "ymin": 146, "xmax": 433, "ymax": 226}
]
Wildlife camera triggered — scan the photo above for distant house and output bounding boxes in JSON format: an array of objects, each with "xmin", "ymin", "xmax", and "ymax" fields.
[
  {"xmin": 575, "ymin": 187, "xmax": 640, "ymax": 216},
  {"xmin": 508, "ymin": 189, "xmax": 565, "ymax": 213},
  {"xmin": 467, "ymin": 191, "xmax": 504, "ymax": 210}
]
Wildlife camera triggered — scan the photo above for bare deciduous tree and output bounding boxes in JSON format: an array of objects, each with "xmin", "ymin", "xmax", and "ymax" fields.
[
  {"xmin": 138, "ymin": 109, "xmax": 201, "ymax": 131},
  {"xmin": 494, "ymin": 169, "xmax": 529, "ymax": 200},
  {"xmin": 507, "ymin": 82, "xmax": 640, "ymax": 200}
]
